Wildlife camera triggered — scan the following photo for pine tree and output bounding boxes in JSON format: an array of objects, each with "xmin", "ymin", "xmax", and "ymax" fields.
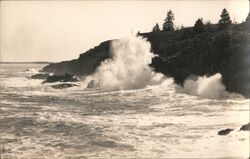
[
  {"xmin": 163, "ymin": 10, "xmax": 175, "ymax": 32},
  {"xmin": 152, "ymin": 23, "xmax": 161, "ymax": 32},
  {"xmin": 193, "ymin": 18, "xmax": 205, "ymax": 34},
  {"xmin": 218, "ymin": 8, "xmax": 232, "ymax": 29}
]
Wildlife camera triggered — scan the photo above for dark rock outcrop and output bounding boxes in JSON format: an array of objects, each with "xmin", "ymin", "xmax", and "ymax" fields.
[
  {"xmin": 42, "ymin": 23, "xmax": 250, "ymax": 97},
  {"xmin": 240, "ymin": 123, "xmax": 250, "ymax": 131},
  {"xmin": 43, "ymin": 73, "xmax": 78, "ymax": 83},
  {"xmin": 43, "ymin": 41, "xmax": 111, "ymax": 76},
  {"xmin": 148, "ymin": 24, "xmax": 250, "ymax": 97},
  {"xmin": 87, "ymin": 80, "xmax": 100, "ymax": 88},
  {"xmin": 31, "ymin": 73, "xmax": 50, "ymax": 79},
  {"xmin": 51, "ymin": 83, "xmax": 77, "ymax": 89},
  {"xmin": 218, "ymin": 128, "xmax": 234, "ymax": 135}
]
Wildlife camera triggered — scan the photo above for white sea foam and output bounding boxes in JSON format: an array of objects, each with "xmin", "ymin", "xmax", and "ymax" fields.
[
  {"xmin": 1, "ymin": 65, "xmax": 249, "ymax": 158},
  {"xmin": 22, "ymin": 68, "xmax": 39, "ymax": 74},
  {"xmin": 184, "ymin": 73, "xmax": 226, "ymax": 99},
  {"xmin": 91, "ymin": 35, "xmax": 169, "ymax": 90},
  {"xmin": 1, "ymin": 77, "xmax": 43, "ymax": 88},
  {"xmin": 0, "ymin": 68, "xmax": 6, "ymax": 72}
]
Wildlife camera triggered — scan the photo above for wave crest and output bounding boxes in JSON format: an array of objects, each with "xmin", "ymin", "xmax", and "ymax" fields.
[
  {"xmin": 183, "ymin": 73, "xmax": 226, "ymax": 99},
  {"xmin": 94, "ymin": 35, "xmax": 167, "ymax": 90}
]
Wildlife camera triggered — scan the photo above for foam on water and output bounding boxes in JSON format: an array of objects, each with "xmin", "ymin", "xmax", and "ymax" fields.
[
  {"xmin": 92, "ymin": 35, "xmax": 169, "ymax": 90},
  {"xmin": 22, "ymin": 68, "xmax": 40, "ymax": 74},
  {"xmin": 0, "ymin": 62, "xmax": 249, "ymax": 158},
  {"xmin": 0, "ymin": 68, "xmax": 6, "ymax": 72},
  {"xmin": 184, "ymin": 73, "xmax": 227, "ymax": 99},
  {"xmin": 1, "ymin": 77, "xmax": 43, "ymax": 88}
]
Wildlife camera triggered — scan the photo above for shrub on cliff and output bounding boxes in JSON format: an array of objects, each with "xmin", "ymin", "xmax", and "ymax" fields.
[{"xmin": 152, "ymin": 23, "xmax": 161, "ymax": 32}]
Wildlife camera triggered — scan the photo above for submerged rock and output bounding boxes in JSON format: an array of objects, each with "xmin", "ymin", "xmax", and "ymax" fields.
[
  {"xmin": 218, "ymin": 128, "xmax": 234, "ymax": 136},
  {"xmin": 240, "ymin": 123, "xmax": 250, "ymax": 131},
  {"xmin": 31, "ymin": 73, "xmax": 50, "ymax": 79},
  {"xmin": 51, "ymin": 83, "xmax": 77, "ymax": 89},
  {"xmin": 87, "ymin": 80, "xmax": 100, "ymax": 88},
  {"xmin": 44, "ymin": 73, "xmax": 78, "ymax": 83}
]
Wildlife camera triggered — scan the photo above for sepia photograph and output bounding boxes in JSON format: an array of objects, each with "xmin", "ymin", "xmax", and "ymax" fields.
[{"xmin": 0, "ymin": 0, "xmax": 249, "ymax": 158}]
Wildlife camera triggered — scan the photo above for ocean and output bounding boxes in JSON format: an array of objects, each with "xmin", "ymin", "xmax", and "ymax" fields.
[{"xmin": 0, "ymin": 63, "xmax": 249, "ymax": 158}]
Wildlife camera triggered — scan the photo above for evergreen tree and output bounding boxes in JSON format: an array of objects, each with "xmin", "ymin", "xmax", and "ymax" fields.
[
  {"xmin": 152, "ymin": 23, "xmax": 161, "ymax": 32},
  {"xmin": 163, "ymin": 10, "xmax": 175, "ymax": 32},
  {"xmin": 218, "ymin": 8, "xmax": 232, "ymax": 29},
  {"xmin": 193, "ymin": 18, "xmax": 205, "ymax": 34}
]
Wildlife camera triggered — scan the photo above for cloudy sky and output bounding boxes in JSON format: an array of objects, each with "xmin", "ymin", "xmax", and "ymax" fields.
[{"xmin": 0, "ymin": 0, "xmax": 249, "ymax": 62}]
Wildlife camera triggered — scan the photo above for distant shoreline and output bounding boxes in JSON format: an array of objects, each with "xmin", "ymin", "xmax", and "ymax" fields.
[{"xmin": 0, "ymin": 62, "xmax": 53, "ymax": 64}]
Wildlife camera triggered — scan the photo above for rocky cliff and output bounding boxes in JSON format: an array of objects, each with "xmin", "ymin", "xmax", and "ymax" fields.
[{"xmin": 42, "ymin": 23, "xmax": 250, "ymax": 97}]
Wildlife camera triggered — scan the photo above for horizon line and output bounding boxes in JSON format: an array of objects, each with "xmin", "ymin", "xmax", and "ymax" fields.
[{"xmin": 0, "ymin": 61, "xmax": 54, "ymax": 64}]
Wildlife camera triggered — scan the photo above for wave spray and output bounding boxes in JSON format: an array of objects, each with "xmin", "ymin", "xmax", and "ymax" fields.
[{"xmin": 94, "ymin": 35, "xmax": 166, "ymax": 90}]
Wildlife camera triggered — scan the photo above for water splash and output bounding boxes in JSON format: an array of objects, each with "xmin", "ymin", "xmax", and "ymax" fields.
[
  {"xmin": 183, "ymin": 73, "xmax": 226, "ymax": 99},
  {"xmin": 94, "ymin": 35, "xmax": 167, "ymax": 90}
]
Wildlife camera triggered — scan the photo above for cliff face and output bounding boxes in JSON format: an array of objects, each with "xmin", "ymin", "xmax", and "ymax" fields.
[
  {"xmin": 42, "ymin": 23, "xmax": 250, "ymax": 97},
  {"xmin": 149, "ymin": 23, "xmax": 250, "ymax": 97},
  {"xmin": 43, "ymin": 40, "xmax": 111, "ymax": 75}
]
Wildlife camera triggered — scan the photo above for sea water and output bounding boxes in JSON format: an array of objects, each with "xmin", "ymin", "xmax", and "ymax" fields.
[{"xmin": 0, "ymin": 63, "xmax": 249, "ymax": 158}]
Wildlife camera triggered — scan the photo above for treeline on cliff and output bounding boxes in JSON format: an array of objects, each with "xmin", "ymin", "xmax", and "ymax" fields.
[
  {"xmin": 43, "ymin": 9, "xmax": 250, "ymax": 97},
  {"xmin": 148, "ymin": 23, "xmax": 250, "ymax": 96}
]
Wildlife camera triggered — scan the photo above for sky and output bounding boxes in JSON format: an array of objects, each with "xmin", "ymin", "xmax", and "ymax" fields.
[{"xmin": 0, "ymin": 0, "xmax": 249, "ymax": 62}]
